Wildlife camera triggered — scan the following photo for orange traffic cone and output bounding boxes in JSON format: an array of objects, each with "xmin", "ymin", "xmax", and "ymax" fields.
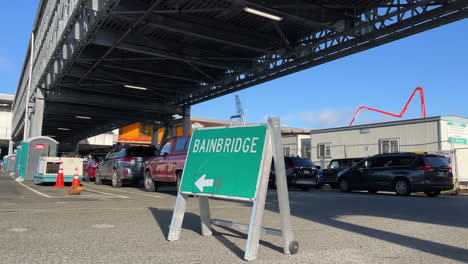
[
  {"xmin": 71, "ymin": 168, "xmax": 81, "ymax": 187},
  {"xmin": 54, "ymin": 161, "xmax": 65, "ymax": 188}
]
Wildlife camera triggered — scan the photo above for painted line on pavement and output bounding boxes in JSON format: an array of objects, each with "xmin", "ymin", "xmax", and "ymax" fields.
[
  {"xmin": 84, "ymin": 184, "xmax": 162, "ymax": 198},
  {"xmin": 83, "ymin": 188, "xmax": 129, "ymax": 199},
  {"xmin": 9, "ymin": 174, "xmax": 51, "ymax": 198}
]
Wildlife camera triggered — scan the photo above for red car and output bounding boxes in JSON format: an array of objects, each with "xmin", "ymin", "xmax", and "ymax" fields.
[
  {"xmin": 143, "ymin": 136, "xmax": 189, "ymax": 192},
  {"xmin": 83, "ymin": 154, "xmax": 105, "ymax": 182}
]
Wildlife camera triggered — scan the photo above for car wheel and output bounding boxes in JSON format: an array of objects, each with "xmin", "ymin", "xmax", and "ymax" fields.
[
  {"xmin": 144, "ymin": 170, "xmax": 156, "ymax": 192},
  {"xmin": 338, "ymin": 178, "xmax": 351, "ymax": 192},
  {"xmin": 368, "ymin": 190, "xmax": 378, "ymax": 194},
  {"xmin": 94, "ymin": 169, "xmax": 102, "ymax": 185},
  {"xmin": 394, "ymin": 179, "xmax": 411, "ymax": 196},
  {"xmin": 424, "ymin": 190, "xmax": 441, "ymax": 197},
  {"xmin": 112, "ymin": 169, "xmax": 122, "ymax": 188}
]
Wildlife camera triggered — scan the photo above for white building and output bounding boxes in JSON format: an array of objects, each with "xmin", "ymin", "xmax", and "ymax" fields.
[
  {"xmin": 0, "ymin": 94, "xmax": 14, "ymax": 157},
  {"xmin": 310, "ymin": 116, "xmax": 468, "ymax": 184}
]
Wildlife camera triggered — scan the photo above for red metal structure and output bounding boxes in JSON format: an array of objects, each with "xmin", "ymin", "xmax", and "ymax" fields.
[{"xmin": 349, "ymin": 87, "xmax": 427, "ymax": 126}]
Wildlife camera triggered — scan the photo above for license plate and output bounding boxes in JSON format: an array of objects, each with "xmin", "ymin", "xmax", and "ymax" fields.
[
  {"xmin": 438, "ymin": 171, "xmax": 446, "ymax": 177},
  {"xmin": 303, "ymin": 170, "xmax": 311, "ymax": 174}
]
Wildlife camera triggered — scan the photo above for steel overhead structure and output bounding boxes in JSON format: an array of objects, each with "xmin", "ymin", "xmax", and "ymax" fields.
[{"xmin": 11, "ymin": 0, "xmax": 468, "ymax": 143}]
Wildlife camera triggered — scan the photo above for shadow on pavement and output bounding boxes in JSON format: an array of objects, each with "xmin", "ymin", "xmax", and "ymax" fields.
[
  {"xmin": 148, "ymin": 207, "xmax": 283, "ymax": 259},
  {"xmin": 264, "ymin": 189, "xmax": 468, "ymax": 262}
]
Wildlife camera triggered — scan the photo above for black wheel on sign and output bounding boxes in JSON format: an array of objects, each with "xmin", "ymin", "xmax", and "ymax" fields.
[
  {"xmin": 424, "ymin": 190, "xmax": 441, "ymax": 197},
  {"xmin": 94, "ymin": 169, "xmax": 102, "ymax": 185},
  {"xmin": 112, "ymin": 169, "xmax": 122, "ymax": 188},
  {"xmin": 176, "ymin": 172, "xmax": 182, "ymax": 191},
  {"xmin": 368, "ymin": 190, "xmax": 378, "ymax": 194},
  {"xmin": 289, "ymin": 240, "xmax": 299, "ymax": 254},
  {"xmin": 338, "ymin": 178, "xmax": 351, "ymax": 192},
  {"xmin": 144, "ymin": 170, "xmax": 156, "ymax": 192},
  {"xmin": 394, "ymin": 179, "xmax": 411, "ymax": 196}
]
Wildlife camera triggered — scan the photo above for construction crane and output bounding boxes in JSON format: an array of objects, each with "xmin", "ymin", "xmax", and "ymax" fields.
[
  {"xmin": 349, "ymin": 86, "xmax": 427, "ymax": 126},
  {"xmin": 230, "ymin": 95, "xmax": 246, "ymax": 125}
]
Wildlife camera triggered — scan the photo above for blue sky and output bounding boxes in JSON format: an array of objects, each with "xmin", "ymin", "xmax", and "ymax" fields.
[{"xmin": 0, "ymin": 2, "xmax": 467, "ymax": 129}]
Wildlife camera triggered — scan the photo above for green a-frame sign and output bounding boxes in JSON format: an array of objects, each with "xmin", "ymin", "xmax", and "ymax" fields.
[{"xmin": 167, "ymin": 117, "xmax": 298, "ymax": 261}]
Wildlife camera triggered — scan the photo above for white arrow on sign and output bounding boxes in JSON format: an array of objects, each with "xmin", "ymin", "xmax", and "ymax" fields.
[{"xmin": 194, "ymin": 174, "xmax": 214, "ymax": 192}]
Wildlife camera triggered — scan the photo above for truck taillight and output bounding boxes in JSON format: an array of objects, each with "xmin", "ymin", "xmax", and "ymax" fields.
[
  {"xmin": 448, "ymin": 167, "xmax": 452, "ymax": 172},
  {"xmin": 122, "ymin": 157, "xmax": 135, "ymax": 162},
  {"xmin": 290, "ymin": 166, "xmax": 301, "ymax": 170}
]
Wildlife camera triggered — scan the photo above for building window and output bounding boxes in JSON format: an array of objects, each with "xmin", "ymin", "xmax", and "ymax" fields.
[
  {"xmin": 317, "ymin": 143, "xmax": 331, "ymax": 158},
  {"xmin": 379, "ymin": 138, "xmax": 399, "ymax": 154},
  {"xmin": 283, "ymin": 147, "xmax": 291, "ymax": 156}
]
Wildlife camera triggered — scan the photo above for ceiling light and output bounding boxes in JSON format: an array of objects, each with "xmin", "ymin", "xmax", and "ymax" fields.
[
  {"xmin": 57, "ymin": 128, "xmax": 70, "ymax": 131},
  {"xmin": 244, "ymin": 7, "xmax": 283, "ymax": 21},
  {"xmin": 124, "ymin": 84, "xmax": 148, "ymax": 90},
  {"xmin": 75, "ymin": 115, "xmax": 92, "ymax": 119}
]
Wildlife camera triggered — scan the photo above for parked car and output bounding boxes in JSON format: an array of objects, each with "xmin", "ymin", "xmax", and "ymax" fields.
[
  {"xmin": 144, "ymin": 136, "xmax": 190, "ymax": 192},
  {"xmin": 337, "ymin": 153, "xmax": 454, "ymax": 197},
  {"xmin": 323, "ymin": 158, "xmax": 364, "ymax": 188},
  {"xmin": 269, "ymin": 156, "xmax": 325, "ymax": 191},
  {"xmin": 95, "ymin": 145, "xmax": 156, "ymax": 187}
]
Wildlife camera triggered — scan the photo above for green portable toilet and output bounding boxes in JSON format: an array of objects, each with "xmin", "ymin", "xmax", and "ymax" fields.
[{"xmin": 18, "ymin": 137, "xmax": 58, "ymax": 180}]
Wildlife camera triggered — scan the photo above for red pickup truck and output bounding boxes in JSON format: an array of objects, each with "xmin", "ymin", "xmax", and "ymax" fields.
[{"xmin": 143, "ymin": 136, "xmax": 190, "ymax": 192}]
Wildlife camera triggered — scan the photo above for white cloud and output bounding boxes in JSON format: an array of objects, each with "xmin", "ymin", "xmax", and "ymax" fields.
[{"xmin": 281, "ymin": 108, "xmax": 355, "ymax": 129}]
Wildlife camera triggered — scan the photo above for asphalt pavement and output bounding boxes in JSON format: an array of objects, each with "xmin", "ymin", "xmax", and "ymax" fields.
[{"xmin": 1, "ymin": 171, "xmax": 467, "ymax": 264}]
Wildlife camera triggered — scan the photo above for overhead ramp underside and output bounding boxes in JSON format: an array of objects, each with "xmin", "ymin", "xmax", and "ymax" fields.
[{"xmin": 11, "ymin": 0, "xmax": 468, "ymax": 142}]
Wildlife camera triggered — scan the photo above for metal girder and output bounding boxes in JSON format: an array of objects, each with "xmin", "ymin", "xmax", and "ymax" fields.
[
  {"xmin": 112, "ymin": 13, "xmax": 273, "ymax": 53},
  {"xmin": 66, "ymin": 66, "xmax": 187, "ymax": 93},
  {"xmin": 175, "ymin": 0, "xmax": 468, "ymax": 106},
  {"xmin": 47, "ymin": 89, "xmax": 182, "ymax": 114},
  {"xmin": 78, "ymin": 0, "xmax": 165, "ymax": 83},
  {"xmin": 91, "ymin": 31, "xmax": 237, "ymax": 70},
  {"xmin": 46, "ymin": 102, "xmax": 168, "ymax": 121},
  {"xmin": 78, "ymin": 59, "xmax": 210, "ymax": 83}
]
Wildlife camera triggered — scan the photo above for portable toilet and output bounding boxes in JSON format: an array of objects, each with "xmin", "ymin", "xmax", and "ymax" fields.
[
  {"xmin": 5, "ymin": 154, "xmax": 16, "ymax": 172},
  {"xmin": 13, "ymin": 146, "xmax": 22, "ymax": 176},
  {"xmin": 18, "ymin": 137, "xmax": 58, "ymax": 180}
]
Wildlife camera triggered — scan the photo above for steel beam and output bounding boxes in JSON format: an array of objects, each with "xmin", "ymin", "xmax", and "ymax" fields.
[
  {"xmin": 47, "ymin": 89, "xmax": 182, "ymax": 114},
  {"xmin": 92, "ymin": 31, "xmax": 236, "ymax": 70}
]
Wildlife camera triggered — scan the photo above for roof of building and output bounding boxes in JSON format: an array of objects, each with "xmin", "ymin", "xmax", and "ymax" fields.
[
  {"xmin": 0, "ymin": 94, "xmax": 14, "ymax": 104},
  {"xmin": 191, "ymin": 116, "xmax": 310, "ymax": 134},
  {"xmin": 311, "ymin": 116, "xmax": 468, "ymax": 134}
]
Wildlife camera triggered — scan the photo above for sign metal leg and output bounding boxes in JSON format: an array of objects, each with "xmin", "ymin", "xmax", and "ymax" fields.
[
  {"xmin": 168, "ymin": 193, "xmax": 188, "ymax": 241},
  {"xmin": 199, "ymin": 196, "xmax": 212, "ymax": 236},
  {"xmin": 268, "ymin": 117, "xmax": 297, "ymax": 254},
  {"xmin": 244, "ymin": 133, "xmax": 273, "ymax": 261}
]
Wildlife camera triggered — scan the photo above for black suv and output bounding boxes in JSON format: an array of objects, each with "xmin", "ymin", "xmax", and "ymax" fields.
[
  {"xmin": 337, "ymin": 153, "xmax": 453, "ymax": 197},
  {"xmin": 269, "ymin": 156, "xmax": 325, "ymax": 191},
  {"xmin": 96, "ymin": 145, "xmax": 156, "ymax": 187},
  {"xmin": 323, "ymin": 158, "xmax": 364, "ymax": 188}
]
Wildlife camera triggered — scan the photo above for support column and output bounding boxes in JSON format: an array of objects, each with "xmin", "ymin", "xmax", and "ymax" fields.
[
  {"xmin": 8, "ymin": 140, "xmax": 14, "ymax": 155},
  {"xmin": 151, "ymin": 121, "xmax": 163, "ymax": 147},
  {"xmin": 29, "ymin": 88, "xmax": 45, "ymax": 138},
  {"xmin": 182, "ymin": 107, "xmax": 191, "ymax": 135}
]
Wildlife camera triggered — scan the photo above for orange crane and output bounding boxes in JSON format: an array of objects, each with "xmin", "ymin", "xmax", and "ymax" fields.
[{"xmin": 349, "ymin": 87, "xmax": 427, "ymax": 126}]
